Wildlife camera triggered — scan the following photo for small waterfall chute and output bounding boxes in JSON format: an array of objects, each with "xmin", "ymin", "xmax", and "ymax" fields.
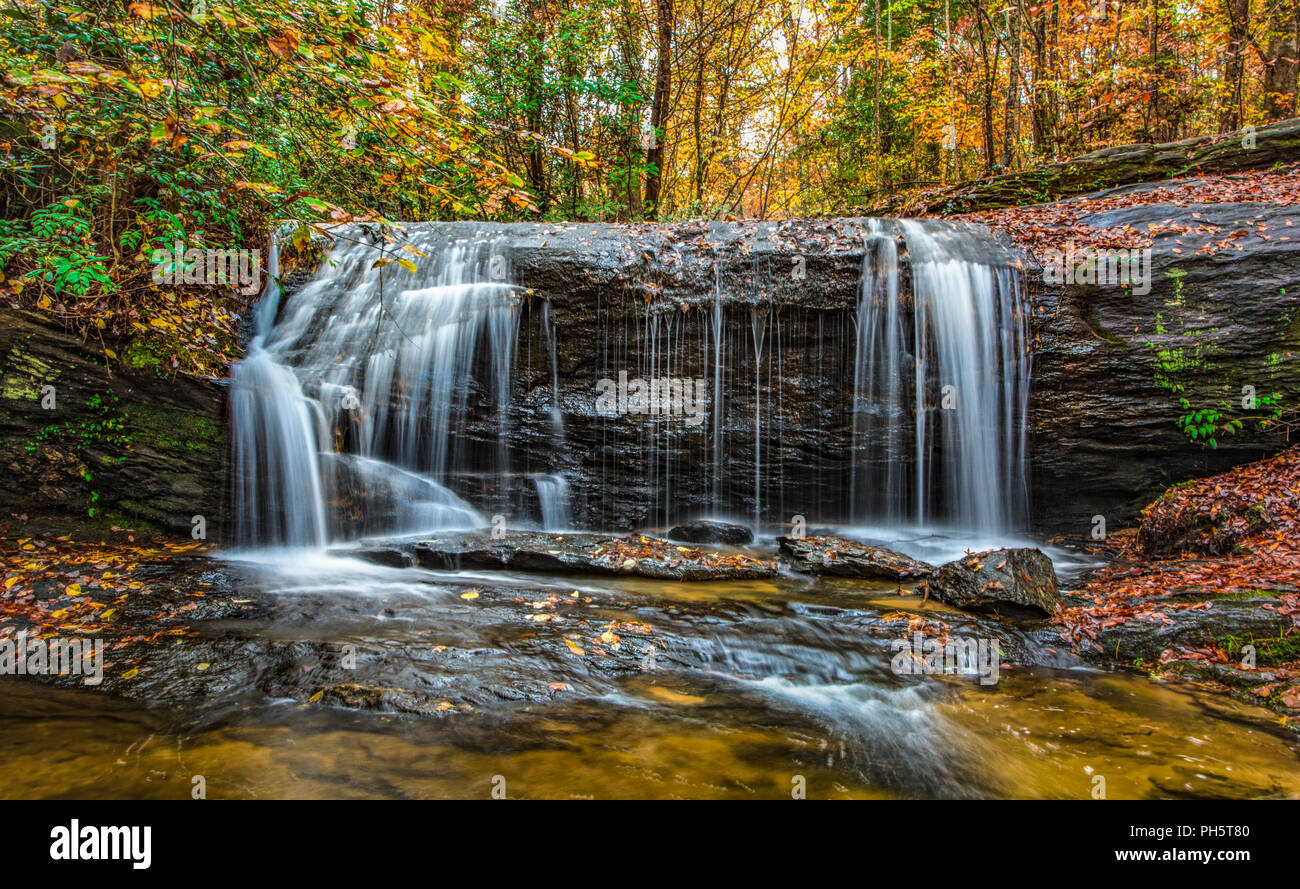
[
  {"xmin": 532, "ymin": 473, "xmax": 573, "ymax": 531},
  {"xmin": 232, "ymin": 226, "xmax": 524, "ymax": 548}
]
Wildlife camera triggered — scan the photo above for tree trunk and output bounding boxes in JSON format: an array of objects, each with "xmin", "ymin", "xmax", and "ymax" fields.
[
  {"xmin": 643, "ymin": 0, "xmax": 674, "ymax": 217},
  {"xmin": 974, "ymin": 3, "xmax": 996, "ymax": 173},
  {"xmin": 1261, "ymin": 2, "xmax": 1299, "ymax": 123},
  {"xmin": 1219, "ymin": 0, "xmax": 1249, "ymax": 132},
  {"xmin": 1148, "ymin": 0, "xmax": 1161, "ymax": 141},
  {"xmin": 1002, "ymin": 6, "xmax": 1021, "ymax": 169},
  {"xmin": 617, "ymin": 0, "xmax": 643, "ymax": 220},
  {"xmin": 521, "ymin": 0, "xmax": 549, "ymax": 211}
]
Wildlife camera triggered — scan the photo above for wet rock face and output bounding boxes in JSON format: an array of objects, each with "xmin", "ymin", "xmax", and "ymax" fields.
[
  {"xmin": 463, "ymin": 204, "xmax": 1300, "ymax": 536},
  {"xmin": 778, "ymin": 534, "xmax": 933, "ymax": 581},
  {"xmin": 1026, "ymin": 197, "xmax": 1300, "ymax": 535},
  {"xmin": 0, "ymin": 310, "xmax": 228, "ymax": 538},
  {"xmin": 925, "ymin": 548, "xmax": 1061, "ymax": 618},
  {"xmin": 667, "ymin": 519, "xmax": 754, "ymax": 545}
]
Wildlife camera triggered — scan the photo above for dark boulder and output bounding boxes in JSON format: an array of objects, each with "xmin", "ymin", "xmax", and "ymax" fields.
[
  {"xmin": 926, "ymin": 548, "xmax": 1061, "ymax": 618},
  {"xmin": 668, "ymin": 519, "xmax": 754, "ymax": 545},
  {"xmin": 777, "ymin": 534, "xmax": 933, "ymax": 581}
]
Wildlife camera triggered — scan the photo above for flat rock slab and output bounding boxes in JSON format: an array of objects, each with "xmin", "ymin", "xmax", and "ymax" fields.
[
  {"xmin": 667, "ymin": 520, "xmax": 755, "ymax": 545},
  {"xmin": 925, "ymin": 548, "xmax": 1061, "ymax": 618},
  {"xmin": 1083, "ymin": 594, "xmax": 1294, "ymax": 664},
  {"xmin": 409, "ymin": 531, "xmax": 777, "ymax": 580},
  {"xmin": 328, "ymin": 546, "xmax": 413, "ymax": 568},
  {"xmin": 776, "ymin": 534, "xmax": 933, "ymax": 581}
]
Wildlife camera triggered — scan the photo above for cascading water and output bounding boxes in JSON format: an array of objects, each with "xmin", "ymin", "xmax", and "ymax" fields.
[
  {"xmin": 532, "ymin": 473, "xmax": 573, "ymax": 530},
  {"xmin": 851, "ymin": 221, "xmax": 1031, "ymax": 531},
  {"xmin": 230, "ymin": 235, "xmax": 330, "ymax": 548},
  {"xmin": 232, "ymin": 219, "xmax": 1029, "ymax": 547},
  {"xmin": 232, "ymin": 226, "xmax": 537, "ymax": 546}
]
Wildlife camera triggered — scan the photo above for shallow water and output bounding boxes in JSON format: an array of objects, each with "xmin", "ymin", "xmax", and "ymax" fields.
[{"xmin": 0, "ymin": 553, "xmax": 1295, "ymax": 800}]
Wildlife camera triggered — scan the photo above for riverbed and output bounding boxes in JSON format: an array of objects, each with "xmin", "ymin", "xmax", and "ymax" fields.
[{"xmin": 2, "ymin": 547, "xmax": 1296, "ymax": 800}]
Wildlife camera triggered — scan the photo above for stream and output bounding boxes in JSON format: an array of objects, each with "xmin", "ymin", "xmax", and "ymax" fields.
[{"xmin": 2, "ymin": 541, "xmax": 1297, "ymax": 800}]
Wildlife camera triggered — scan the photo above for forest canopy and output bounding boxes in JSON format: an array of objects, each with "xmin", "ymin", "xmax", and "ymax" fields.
[{"xmin": 0, "ymin": 0, "xmax": 1297, "ymax": 370}]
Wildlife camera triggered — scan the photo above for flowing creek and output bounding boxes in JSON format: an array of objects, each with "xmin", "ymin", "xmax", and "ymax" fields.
[{"xmin": 0, "ymin": 544, "xmax": 1297, "ymax": 800}]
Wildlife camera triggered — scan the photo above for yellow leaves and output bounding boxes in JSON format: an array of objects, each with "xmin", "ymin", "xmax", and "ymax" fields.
[
  {"xmin": 298, "ymin": 197, "xmax": 331, "ymax": 215},
  {"xmin": 134, "ymin": 78, "xmax": 165, "ymax": 100},
  {"xmin": 268, "ymin": 29, "xmax": 301, "ymax": 59},
  {"xmin": 234, "ymin": 180, "xmax": 279, "ymax": 196},
  {"xmin": 64, "ymin": 583, "xmax": 81, "ymax": 596},
  {"xmin": 121, "ymin": 667, "xmax": 139, "ymax": 679},
  {"xmin": 564, "ymin": 638, "xmax": 586, "ymax": 656},
  {"xmin": 65, "ymin": 61, "xmax": 107, "ymax": 77},
  {"xmin": 372, "ymin": 256, "xmax": 418, "ymax": 274},
  {"xmin": 460, "ymin": 590, "xmax": 479, "ymax": 599},
  {"xmin": 150, "ymin": 112, "xmax": 186, "ymax": 149},
  {"xmin": 308, "ymin": 689, "xmax": 324, "ymax": 703},
  {"xmin": 127, "ymin": 2, "xmax": 170, "ymax": 20},
  {"xmin": 554, "ymin": 146, "xmax": 599, "ymax": 169},
  {"xmin": 223, "ymin": 139, "xmax": 276, "ymax": 159},
  {"xmin": 3, "ymin": 577, "xmax": 21, "ymax": 590}
]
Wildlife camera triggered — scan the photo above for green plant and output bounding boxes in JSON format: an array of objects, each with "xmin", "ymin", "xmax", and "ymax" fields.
[
  {"xmin": 1175, "ymin": 402, "xmax": 1241, "ymax": 448},
  {"xmin": 0, "ymin": 200, "xmax": 114, "ymax": 298}
]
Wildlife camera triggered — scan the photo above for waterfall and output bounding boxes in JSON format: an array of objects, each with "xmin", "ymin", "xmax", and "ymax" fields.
[
  {"xmin": 711, "ymin": 263, "xmax": 726, "ymax": 513},
  {"xmin": 231, "ymin": 226, "xmax": 531, "ymax": 547},
  {"xmin": 851, "ymin": 221, "xmax": 1031, "ymax": 531},
  {"xmin": 851, "ymin": 228, "xmax": 905, "ymax": 522},
  {"xmin": 231, "ymin": 219, "xmax": 1029, "ymax": 547},
  {"xmin": 532, "ymin": 473, "xmax": 572, "ymax": 530}
]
